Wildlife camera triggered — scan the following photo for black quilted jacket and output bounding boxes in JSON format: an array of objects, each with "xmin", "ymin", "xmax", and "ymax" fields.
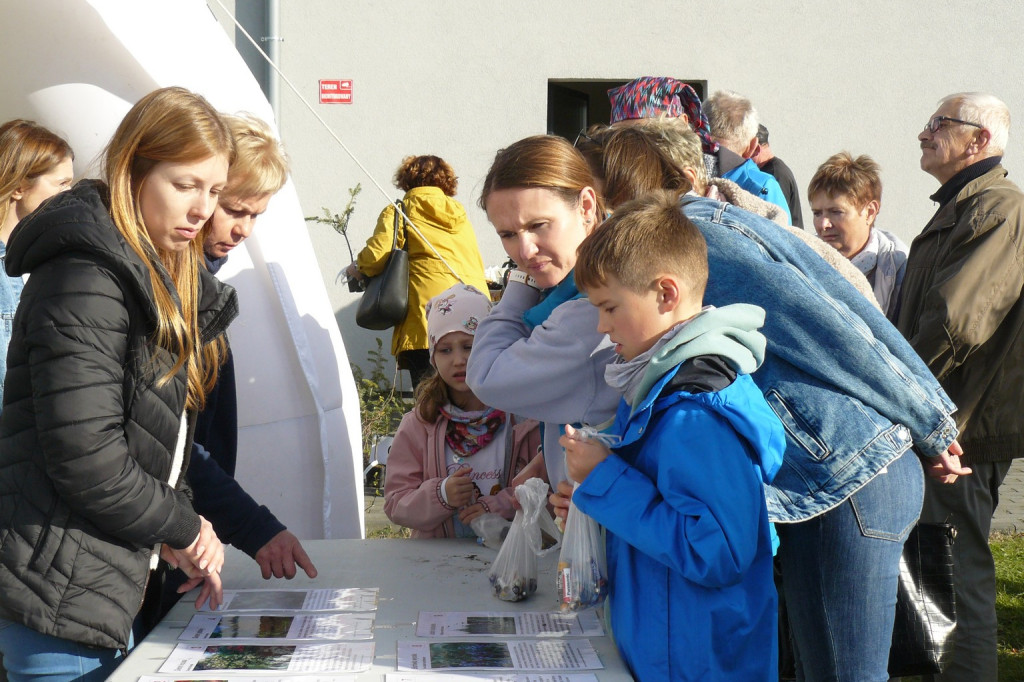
[{"xmin": 0, "ymin": 180, "xmax": 237, "ymax": 649}]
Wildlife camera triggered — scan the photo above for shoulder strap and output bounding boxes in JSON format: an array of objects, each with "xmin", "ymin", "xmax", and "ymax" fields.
[
  {"xmin": 501, "ymin": 413, "xmax": 516, "ymax": 489},
  {"xmin": 392, "ymin": 200, "xmax": 406, "ymax": 251}
]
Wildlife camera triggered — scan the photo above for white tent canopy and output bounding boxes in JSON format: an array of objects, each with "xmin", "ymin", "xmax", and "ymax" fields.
[{"xmin": 0, "ymin": 0, "xmax": 365, "ymax": 539}]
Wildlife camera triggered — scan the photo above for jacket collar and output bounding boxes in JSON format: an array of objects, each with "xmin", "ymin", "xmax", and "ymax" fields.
[
  {"xmin": 7, "ymin": 179, "xmax": 237, "ymax": 341},
  {"xmin": 617, "ymin": 355, "xmax": 736, "ymax": 445},
  {"xmin": 929, "ymin": 156, "xmax": 1002, "ymax": 206},
  {"xmin": 199, "ymin": 251, "xmax": 238, "ymax": 343},
  {"xmin": 923, "ymin": 163, "xmax": 1010, "ymax": 237},
  {"xmin": 198, "ymin": 266, "xmax": 238, "ymax": 344},
  {"xmin": 716, "ymin": 146, "xmax": 746, "ymax": 175},
  {"xmin": 5, "ymin": 180, "xmax": 161, "ymax": 325}
]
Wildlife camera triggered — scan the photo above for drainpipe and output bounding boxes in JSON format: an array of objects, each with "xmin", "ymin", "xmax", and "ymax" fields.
[{"xmin": 264, "ymin": 0, "xmax": 281, "ymax": 121}]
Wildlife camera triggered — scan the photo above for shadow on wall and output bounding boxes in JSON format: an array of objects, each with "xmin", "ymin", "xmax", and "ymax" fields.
[{"xmin": 334, "ymin": 302, "xmax": 413, "ymax": 394}]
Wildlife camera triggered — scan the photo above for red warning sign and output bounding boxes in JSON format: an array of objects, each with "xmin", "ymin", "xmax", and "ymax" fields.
[{"xmin": 319, "ymin": 79, "xmax": 353, "ymax": 104}]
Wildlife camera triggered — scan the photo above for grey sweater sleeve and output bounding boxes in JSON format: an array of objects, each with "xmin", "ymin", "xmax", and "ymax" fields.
[{"xmin": 467, "ymin": 281, "xmax": 620, "ymax": 428}]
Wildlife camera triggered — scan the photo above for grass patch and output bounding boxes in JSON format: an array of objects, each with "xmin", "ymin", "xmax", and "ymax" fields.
[
  {"xmin": 994, "ymin": 532, "xmax": 1024, "ymax": 680},
  {"xmin": 364, "ymin": 489, "xmax": 410, "ymax": 539},
  {"xmin": 366, "ymin": 524, "xmax": 411, "ymax": 539}
]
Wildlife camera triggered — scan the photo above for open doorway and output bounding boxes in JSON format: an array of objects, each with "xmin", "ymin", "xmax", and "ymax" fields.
[{"xmin": 547, "ymin": 79, "xmax": 707, "ymax": 141}]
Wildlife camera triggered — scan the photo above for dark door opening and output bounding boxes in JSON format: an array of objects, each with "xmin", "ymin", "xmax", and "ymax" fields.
[{"xmin": 547, "ymin": 79, "xmax": 707, "ymax": 141}]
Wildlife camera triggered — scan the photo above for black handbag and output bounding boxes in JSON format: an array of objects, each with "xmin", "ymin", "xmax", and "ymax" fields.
[
  {"xmin": 356, "ymin": 200, "xmax": 410, "ymax": 330},
  {"xmin": 887, "ymin": 522, "xmax": 957, "ymax": 676}
]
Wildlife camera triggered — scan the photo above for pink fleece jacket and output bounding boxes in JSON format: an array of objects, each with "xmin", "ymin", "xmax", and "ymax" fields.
[{"xmin": 383, "ymin": 410, "xmax": 542, "ymax": 538}]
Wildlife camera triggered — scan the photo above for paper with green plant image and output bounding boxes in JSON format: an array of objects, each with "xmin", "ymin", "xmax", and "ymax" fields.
[
  {"xmin": 158, "ymin": 642, "xmax": 374, "ymax": 673},
  {"xmin": 416, "ymin": 611, "xmax": 603, "ymax": 638},
  {"xmin": 180, "ymin": 613, "xmax": 374, "ymax": 641},
  {"xmin": 397, "ymin": 640, "xmax": 601, "ymax": 671},
  {"xmin": 385, "ymin": 674, "xmax": 599, "ymax": 682},
  {"xmin": 139, "ymin": 671, "xmax": 356, "ymax": 675},
  {"xmin": 199, "ymin": 587, "xmax": 378, "ymax": 613}
]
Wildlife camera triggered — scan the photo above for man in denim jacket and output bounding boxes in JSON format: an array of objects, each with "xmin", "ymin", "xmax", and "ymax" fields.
[
  {"xmin": 680, "ymin": 192, "xmax": 964, "ymax": 681},
  {"xmin": 897, "ymin": 92, "xmax": 1024, "ymax": 682}
]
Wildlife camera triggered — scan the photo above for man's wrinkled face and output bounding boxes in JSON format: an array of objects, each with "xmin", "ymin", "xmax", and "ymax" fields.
[{"xmin": 919, "ymin": 102, "xmax": 983, "ymax": 184}]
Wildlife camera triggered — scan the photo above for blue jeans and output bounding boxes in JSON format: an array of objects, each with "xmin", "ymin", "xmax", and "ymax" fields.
[
  {"xmin": 777, "ymin": 448, "xmax": 924, "ymax": 682},
  {"xmin": 0, "ymin": 618, "xmax": 128, "ymax": 682}
]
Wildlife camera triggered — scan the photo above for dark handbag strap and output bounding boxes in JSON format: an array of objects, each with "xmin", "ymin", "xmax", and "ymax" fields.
[
  {"xmin": 501, "ymin": 413, "xmax": 516, "ymax": 489},
  {"xmin": 391, "ymin": 200, "xmax": 407, "ymax": 252}
]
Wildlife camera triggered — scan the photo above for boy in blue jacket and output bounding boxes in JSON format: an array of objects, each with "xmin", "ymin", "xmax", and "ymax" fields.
[{"xmin": 562, "ymin": 189, "xmax": 785, "ymax": 681}]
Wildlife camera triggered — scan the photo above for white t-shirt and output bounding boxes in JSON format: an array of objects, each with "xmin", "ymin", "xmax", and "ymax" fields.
[{"xmin": 443, "ymin": 422, "xmax": 507, "ymax": 538}]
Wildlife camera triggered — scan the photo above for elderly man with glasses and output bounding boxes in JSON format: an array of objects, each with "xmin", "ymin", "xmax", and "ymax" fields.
[{"xmin": 896, "ymin": 92, "xmax": 1024, "ymax": 682}]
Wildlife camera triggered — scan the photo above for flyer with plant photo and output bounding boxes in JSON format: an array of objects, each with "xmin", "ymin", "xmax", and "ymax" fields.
[
  {"xmin": 415, "ymin": 611, "xmax": 604, "ymax": 638},
  {"xmin": 180, "ymin": 613, "xmax": 375, "ymax": 641},
  {"xmin": 198, "ymin": 587, "xmax": 378, "ymax": 613},
  {"xmin": 158, "ymin": 642, "xmax": 375, "ymax": 673},
  {"xmin": 139, "ymin": 677, "xmax": 358, "ymax": 682},
  {"xmin": 385, "ymin": 674, "xmax": 599, "ymax": 682},
  {"xmin": 396, "ymin": 640, "xmax": 601, "ymax": 672}
]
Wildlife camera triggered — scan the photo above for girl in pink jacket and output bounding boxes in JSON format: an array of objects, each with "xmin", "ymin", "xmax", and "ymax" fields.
[{"xmin": 384, "ymin": 284, "xmax": 543, "ymax": 539}]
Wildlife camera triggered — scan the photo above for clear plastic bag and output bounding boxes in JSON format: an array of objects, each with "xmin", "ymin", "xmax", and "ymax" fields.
[
  {"xmin": 556, "ymin": 423, "xmax": 616, "ymax": 612},
  {"xmin": 471, "ymin": 512, "xmax": 512, "ymax": 550},
  {"xmin": 556, "ymin": 486, "xmax": 609, "ymax": 611},
  {"xmin": 488, "ymin": 477, "xmax": 561, "ymax": 601}
]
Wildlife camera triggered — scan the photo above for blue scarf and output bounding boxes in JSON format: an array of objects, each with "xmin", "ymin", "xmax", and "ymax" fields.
[{"xmin": 521, "ymin": 270, "xmax": 587, "ymax": 330}]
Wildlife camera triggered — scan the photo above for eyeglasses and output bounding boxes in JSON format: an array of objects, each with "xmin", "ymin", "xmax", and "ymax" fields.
[
  {"xmin": 573, "ymin": 128, "xmax": 597, "ymax": 149},
  {"xmin": 924, "ymin": 115, "xmax": 985, "ymax": 134}
]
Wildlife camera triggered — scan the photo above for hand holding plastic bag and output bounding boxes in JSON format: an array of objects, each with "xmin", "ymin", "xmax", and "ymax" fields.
[
  {"xmin": 488, "ymin": 477, "xmax": 561, "ymax": 601},
  {"xmin": 557, "ymin": 425, "xmax": 612, "ymax": 612},
  {"xmin": 556, "ymin": 485, "xmax": 609, "ymax": 611}
]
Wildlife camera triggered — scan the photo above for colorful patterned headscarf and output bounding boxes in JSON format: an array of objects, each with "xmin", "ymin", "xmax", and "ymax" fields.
[{"xmin": 608, "ymin": 76, "xmax": 720, "ymax": 155}]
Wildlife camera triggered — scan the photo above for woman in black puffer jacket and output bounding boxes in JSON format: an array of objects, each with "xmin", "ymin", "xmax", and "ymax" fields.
[{"xmin": 0, "ymin": 87, "xmax": 237, "ymax": 680}]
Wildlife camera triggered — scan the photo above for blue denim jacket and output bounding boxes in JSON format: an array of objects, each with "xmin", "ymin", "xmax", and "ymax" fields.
[
  {"xmin": 682, "ymin": 196, "xmax": 957, "ymax": 522},
  {"xmin": 0, "ymin": 240, "xmax": 24, "ymax": 408}
]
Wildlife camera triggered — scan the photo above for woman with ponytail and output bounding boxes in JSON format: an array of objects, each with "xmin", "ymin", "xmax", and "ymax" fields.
[{"xmin": 0, "ymin": 86, "xmax": 236, "ymax": 680}]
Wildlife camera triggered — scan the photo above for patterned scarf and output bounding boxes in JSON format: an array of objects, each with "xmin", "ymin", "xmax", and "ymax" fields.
[
  {"xmin": 607, "ymin": 76, "xmax": 720, "ymax": 154},
  {"xmin": 440, "ymin": 405, "xmax": 506, "ymax": 458},
  {"xmin": 850, "ymin": 228, "xmax": 909, "ymax": 319}
]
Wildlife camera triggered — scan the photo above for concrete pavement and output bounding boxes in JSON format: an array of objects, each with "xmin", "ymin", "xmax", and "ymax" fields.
[{"xmin": 993, "ymin": 459, "xmax": 1024, "ymax": 533}]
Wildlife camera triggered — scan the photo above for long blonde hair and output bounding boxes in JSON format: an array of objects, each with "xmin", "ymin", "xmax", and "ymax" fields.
[{"xmin": 103, "ymin": 87, "xmax": 234, "ymax": 410}]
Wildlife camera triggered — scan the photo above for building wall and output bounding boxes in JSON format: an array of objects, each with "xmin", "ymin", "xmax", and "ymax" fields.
[{"xmin": 211, "ymin": 0, "xmax": 1024, "ymax": 375}]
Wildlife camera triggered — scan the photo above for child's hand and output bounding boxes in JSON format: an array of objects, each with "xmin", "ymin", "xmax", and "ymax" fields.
[
  {"xmin": 458, "ymin": 502, "xmax": 485, "ymax": 525},
  {"xmin": 445, "ymin": 466, "xmax": 476, "ymax": 508},
  {"xmin": 549, "ymin": 479, "xmax": 574, "ymax": 525},
  {"xmin": 561, "ymin": 426, "xmax": 611, "ymax": 483}
]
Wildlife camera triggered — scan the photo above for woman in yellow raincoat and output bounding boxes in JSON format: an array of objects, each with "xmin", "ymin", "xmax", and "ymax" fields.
[{"xmin": 346, "ymin": 155, "xmax": 488, "ymax": 387}]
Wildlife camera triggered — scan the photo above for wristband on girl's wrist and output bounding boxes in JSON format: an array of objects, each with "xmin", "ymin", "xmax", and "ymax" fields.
[
  {"xmin": 505, "ymin": 269, "xmax": 540, "ymax": 290},
  {"xmin": 437, "ymin": 477, "xmax": 456, "ymax": 510}
]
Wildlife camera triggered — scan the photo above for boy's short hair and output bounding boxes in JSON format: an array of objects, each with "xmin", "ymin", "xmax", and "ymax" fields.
[
  {"xmin": 222, "ymin": 113, "xmax": 289, "ymax": 200},
  {"xmin": 576, "ymin": 189, "xmax": 708, "ymax": 303}
]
